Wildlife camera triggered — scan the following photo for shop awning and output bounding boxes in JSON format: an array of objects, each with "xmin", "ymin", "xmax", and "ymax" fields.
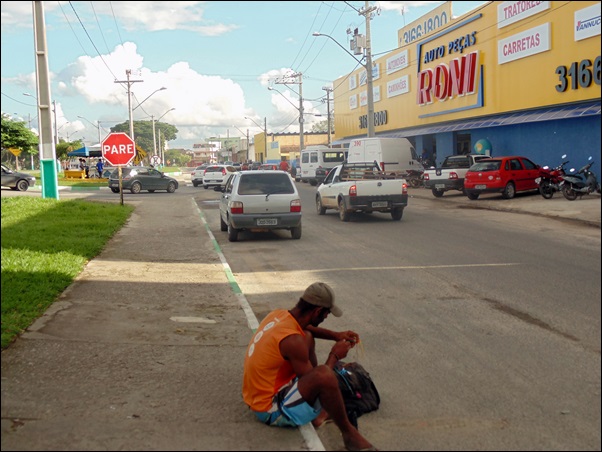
[{"xmin": 332, "ymin": 101, "xmax": 601, "ymax": 146}]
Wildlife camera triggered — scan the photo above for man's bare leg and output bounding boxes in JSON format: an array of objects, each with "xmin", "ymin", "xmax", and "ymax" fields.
[{"xmin": 299, "ymin": 365, "xmax": 375, "ymax": 451}]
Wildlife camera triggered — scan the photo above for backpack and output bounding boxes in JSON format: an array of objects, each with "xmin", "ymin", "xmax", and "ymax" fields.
[{"xmin": 334, "ymin": 361, "xmax": 380, "ymax": 428}]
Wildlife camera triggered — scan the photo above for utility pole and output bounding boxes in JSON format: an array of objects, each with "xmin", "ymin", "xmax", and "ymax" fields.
[
  {"xmin": 114, "ymin": 69, "xmax": 142, "ymax": 141},
  {"xmin": 275, "ymin": 72, "xmax": 304, "ymax": 153},
  {"xmin": 264, "ymin": 117, "xmax": 268, "ymax": 162},
  {"xmin": 322, "ymin": 86, "xmax": 333, "ymax": 145},
  {"xmin": 32, "ymin": 1, "xmax": 59, "ymax": 199},
  {"xmin": 360, "ymin": 1, "xmax": 377, "ymax": 138}
]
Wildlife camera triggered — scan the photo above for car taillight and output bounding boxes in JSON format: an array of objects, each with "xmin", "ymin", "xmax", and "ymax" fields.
[
  {"xmin": 423, "ymin": 173, "xmax": 430, "ymax": 181},
  {"xmin": 222, "ymin": 168, "xmax": 226, "ymax": 175},
  {"xmin": 204, "ymin": 169, "xmax": 208, "ymax": 175},
  {"xmin": 449, "ymin": 172, "xmax": 458, "ymax": 180},
  {"xmin": 402, "ymin": 182, "xmax": 408, "ymax": 194},
  {"xmin": 349, "ymin": 185, "xmax": 357, "ymax": 196},
  {"xmin": 290, "ymin": 199, "xmax": 301, "ymax": 212},
  {"xmin": 230, "ymin": 201, "xmax": 243, "ymax": 214}
]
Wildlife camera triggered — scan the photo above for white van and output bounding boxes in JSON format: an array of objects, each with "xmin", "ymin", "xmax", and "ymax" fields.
[
  {"xmin": 347, "ymin": 137, "xmax": 421, "ymax": 173},
  {"xmin": 299, "ymin": 145, "xmax": 346, "ymax": 186}
]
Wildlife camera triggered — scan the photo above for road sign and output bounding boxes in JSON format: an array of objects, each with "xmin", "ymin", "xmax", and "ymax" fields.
[
  {"xmin": 102, "ymin": 133, "xmax": 136, "ymax": 166},
  {"xmin": 151, "ymin": 155, "xmax": 161, "ymax": 166}
]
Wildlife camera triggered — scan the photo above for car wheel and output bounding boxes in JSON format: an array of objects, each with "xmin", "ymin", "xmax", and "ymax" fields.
[
  {"xmin": 309, "ymin": 179, "xmax": 317, "ymax": 186},
  {"xmin": 391, "ymin": 207, "xmax": 404, "ymax": 221},
  {"xmin": 130, "ymin": 182, "xmax": 142, "ymax": 194},
  {"xmin": 192, "ymin": 182, "xmax": 198, "ymax": 187},
  {"xmin": 220, "ymin": 215, "xmax": 228, "ymax": 232},
  {"xmin": 316, "ymin": 195, "xmax": 326, "ymax": 215},
  {"xmin": 431, "ymin": 188, "xmax": 444, "ymax": 198},
  {"xmin": 203, "ymin": 185, "xmax": 209, "ymax": 189},
  {"xmin": 338, "ymin": 198, "xmax": 350, "ymax": 222},
  {"xmin": 227, "ymin": 223, "xmax": 239, "ymax": 242},
  {"xmin": 16, "ymin": 180, "xmax": 30, "ymax": 191},
  {"xmin": 291, "ymin": 223, "xmax": 302, "ymax": 240},
  {"xmin": 466, "ymin": 191, "xmax": 479, "ymax": 200},
  {"xmin": 502, "ymin": 182, "xmax": 515, "ymax": 199},
  {"xmin": 111, "ymin": 187, "xmax": 120, "ymax": 193},
  {"xmin": 167, "ymin": 182, "xmax": 177, "ymax": 193}
]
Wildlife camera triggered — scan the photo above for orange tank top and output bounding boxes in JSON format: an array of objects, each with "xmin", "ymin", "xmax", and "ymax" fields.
[{"xmin": 242, "ymin": 309, "xmax": 305, "ymax": 411}]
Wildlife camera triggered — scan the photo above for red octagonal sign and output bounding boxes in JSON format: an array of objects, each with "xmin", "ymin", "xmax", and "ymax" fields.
[{"xmin": 102, "ymin": 132, "xmax": 136, "ymax": 166}]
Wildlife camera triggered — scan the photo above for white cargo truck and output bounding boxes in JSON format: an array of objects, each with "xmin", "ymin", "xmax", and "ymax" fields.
[{"xmin": 346, "ymin": 137, "xmax": 422, "ymax": 174}]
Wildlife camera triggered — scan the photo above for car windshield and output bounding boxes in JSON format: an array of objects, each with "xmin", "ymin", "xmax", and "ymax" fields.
[
  {"xmin": 470, "ymin": 161, "xmax": 501, "ymax": 171},
  {"xmin": 237, "ymin": 173, "xmax": 295, "ymax": 195}
]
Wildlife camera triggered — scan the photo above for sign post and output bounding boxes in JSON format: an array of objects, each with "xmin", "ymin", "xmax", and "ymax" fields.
[{"xmin": 102, "ymin": 132, "xmax": 136, "ymax": 205}]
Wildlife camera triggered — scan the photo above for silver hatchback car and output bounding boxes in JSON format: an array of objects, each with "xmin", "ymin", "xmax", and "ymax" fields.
[{"xmin": 218, "ymin": 170, "xmax": 302, "ymax": 242}]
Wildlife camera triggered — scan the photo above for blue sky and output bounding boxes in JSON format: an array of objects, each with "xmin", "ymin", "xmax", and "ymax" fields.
[{"xmin": 1, "ymin": 1, "xmax": 486, "ymax": 150}]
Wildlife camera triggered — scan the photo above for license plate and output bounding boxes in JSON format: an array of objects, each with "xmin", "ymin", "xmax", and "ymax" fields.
[
  {"xmin": 435, "ymin": 184, "xmax": 446, "ymax": 189},
  {"xmin": 372, "ymin": 201, "xmax": 388, "ymax": 208},
  {"xmin": 475, "ymin": 184, "xmax": 487, "ymax": 189},
  {"xmin": 257, "ymin": 218, "xmax": 277, "ymax": 226}
]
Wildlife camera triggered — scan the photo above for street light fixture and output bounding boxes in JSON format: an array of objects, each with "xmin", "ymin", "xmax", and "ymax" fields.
[
  {"xmin": 313, "ymin": 26, "xmax": 375, "ymax": 138},
  {"xmin": 244, "ymin": 116, "xmax": 268, "ymax": 163},
  {"xmin": 77, "ymin": 116, "xmax": 102, "ymax": 144},
  {"xmin": 133, "ymin": 87, "xmax": 167, "ymax": 111},
  {"xmin": 153, "ymin": 107, "xmax": 175, "ymax": 165},
  {"xmin": 24, "ymin": 92, "xmax": 59, "ymax": 145}
]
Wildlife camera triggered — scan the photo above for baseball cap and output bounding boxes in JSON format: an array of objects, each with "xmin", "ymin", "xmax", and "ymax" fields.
[{"xmin": 302, "ymin": 282, "xmax": 342, "ymax": 317}]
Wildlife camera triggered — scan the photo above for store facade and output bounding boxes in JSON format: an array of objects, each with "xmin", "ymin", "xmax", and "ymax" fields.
[{"xmin": 331, "ymin": 1, "xmax": 601, "ymax": 177}]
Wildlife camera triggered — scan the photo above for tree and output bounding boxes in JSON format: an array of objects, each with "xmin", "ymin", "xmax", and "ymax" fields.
[
  {"xmin": 1, "ymin": 114, "xmax": 39, "ymax": 168},
  {"xmin": 110, "ymin": 120, "xmax": 179, "ymax": 161},
  {"xmin": 311, "ymin": 120, "xmax": 329, "ymax": 133},
  {"xmin": 164, "ymin": 149, "xmax": 191, "ymax": 167}
]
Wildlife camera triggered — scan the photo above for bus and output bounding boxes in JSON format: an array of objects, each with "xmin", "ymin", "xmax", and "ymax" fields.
[{"xmin": 299, "ymin": 145, "xmax": 346, "ymax": 186}]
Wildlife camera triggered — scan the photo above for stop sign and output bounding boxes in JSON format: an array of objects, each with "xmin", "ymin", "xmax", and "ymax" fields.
[{"xmin": 102, "ymin": 132, "xmax": 136, "ymax": 166}]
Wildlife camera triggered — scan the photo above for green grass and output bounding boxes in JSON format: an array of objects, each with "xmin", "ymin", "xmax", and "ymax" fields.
[{"xmin": 1, "ymin": 197, "xmax": 134, "ymax": 349}]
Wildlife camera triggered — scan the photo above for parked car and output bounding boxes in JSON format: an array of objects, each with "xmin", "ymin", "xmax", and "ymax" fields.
[
  {"xmin": 463, "ymin": 156, "xmax": 540, "ymax": 200},
  {"xmin": 202, "ymin": 164, "xmax": 237, "ymax": 189},
  {"xmin": 191, "ymin": 163, "xmax": 209, "ymax": 187},
  {"xmin": 259, "ymin": 163, "xmax": 278, "ymax": 171},
  {"xmin": 108, "ymin": 166, "xmax": 178, "ymax": 194},
  {"xmin": 1, "ymin": 164, "xmax": 36, "ymax": 191},
  {"xmin": 218, "ymin": 170, "xmax": 302, "ymax": 242},
  {"xmin": 250, "ymin": 161, "xmax": 262, "ymax": 170}
]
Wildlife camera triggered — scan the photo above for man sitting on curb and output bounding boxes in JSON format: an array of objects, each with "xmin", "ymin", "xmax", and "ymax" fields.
[{"xmin": 242, "ymin": 282, "xmax": 377, "ymax": 451}]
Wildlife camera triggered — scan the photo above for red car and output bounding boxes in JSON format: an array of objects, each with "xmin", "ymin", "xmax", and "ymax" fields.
[
  {"xmin": 464, "ymin": 156, "xmax": 540, "ymax": 199},
  {"xmin": 259, "ymin": 163, "xmax": 278, "ymax": 170}
]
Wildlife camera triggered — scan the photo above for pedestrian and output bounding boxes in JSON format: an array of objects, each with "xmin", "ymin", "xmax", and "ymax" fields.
[
  {"xmin": 96, "ymin": 159, "xmax": 104, "ymax": 178},
  {"xmin": 279, "ymin": 159, "xmax": 289, "ymax": 172},
  {"xmin": 84, "ymin": 159, "xmax": 90, "ymax": 178},
  {"xmin": 78, "ymin": 158, "xmax": 85, "ymax": 171},
  {"xmin": 242, "ymin": 282, "xmax": 376, "ymax": 452}
]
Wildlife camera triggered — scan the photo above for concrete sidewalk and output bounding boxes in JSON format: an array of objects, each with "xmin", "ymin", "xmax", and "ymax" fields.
[
  {"xmin": 1, "ymin": 176, "xmax": 599, "ymax": 451},
  {"xmin": 0, "ymin": 194, "xmax": 313, "ymax": 451}
]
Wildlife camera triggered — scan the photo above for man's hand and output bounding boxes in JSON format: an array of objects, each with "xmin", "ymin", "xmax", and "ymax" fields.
[{"xmin": 335, "ymin": 330, "xmax": 360, "ymax": 345}]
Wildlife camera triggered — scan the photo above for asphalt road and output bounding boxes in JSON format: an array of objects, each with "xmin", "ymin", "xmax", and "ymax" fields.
[{"xmin": 1, "ymin": 175, "xmax": 600, "ymax": 451}]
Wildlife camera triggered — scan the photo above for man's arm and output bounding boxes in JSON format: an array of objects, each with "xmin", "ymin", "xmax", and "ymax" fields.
[
  {"xmin": 279, "ymin": 334, "xmax": 315, "ymax": 377},
  {"xmin": 306, "ymin": 325, "xmax": 360, "ymax": 344}
]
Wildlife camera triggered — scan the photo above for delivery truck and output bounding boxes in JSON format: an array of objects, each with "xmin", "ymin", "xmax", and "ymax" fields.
[{"xmin": 346, "ymin": 137, "xmax": 422, "ymax": 174}]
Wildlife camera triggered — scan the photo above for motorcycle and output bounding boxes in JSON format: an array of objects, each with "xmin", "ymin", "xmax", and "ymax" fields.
[
  {"xmin": 535, "ymin": 154, "xmax": 569, "ymax": 199},
  {"xmin": 405, "ymin": 168, "xmax": 425, "ymax": 188},
  {"xmin": 561, "ymin": 157, "xmax": 601, "ymax": 201}
]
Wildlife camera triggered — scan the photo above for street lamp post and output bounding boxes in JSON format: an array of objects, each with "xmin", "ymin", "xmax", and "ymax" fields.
[
  {"xmin": 313, "ymin": 2, "xmax": 377, "ymax": 138},
  {"xmin": 322, "ymin": 86, "xmax": 333, "ymax": 145},
  {"xmin": 232, "ymin": 125, "xmax": 250, "ymax": 162},
  {"xmin": 245, "ymin": 116, "xmax": 268, "ymax": 163},
  {"xmin": 153, "ymin": 107, "xmax": 175, "ymax": 165}
]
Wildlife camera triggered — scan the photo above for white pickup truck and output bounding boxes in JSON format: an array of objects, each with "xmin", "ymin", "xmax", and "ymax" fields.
[
  {"xmin": 315, "ymin": 162, "xmax": 408, "ymax": 221},
  {"xmin": 423, "ymin": 154, "xmax": 491, "ymax": 197}
]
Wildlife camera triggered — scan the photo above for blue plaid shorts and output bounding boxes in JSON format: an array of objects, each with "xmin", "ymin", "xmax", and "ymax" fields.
[{"xmin": 253, "ymin": 378, "xmax": 321, "ymax": 427}]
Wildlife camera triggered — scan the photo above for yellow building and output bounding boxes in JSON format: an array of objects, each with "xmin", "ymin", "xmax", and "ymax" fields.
[
  {"xmin": 331, "ymin": 1, "xmax": 601, "ymax": 174},
  {"xmin": 250, "ymin": 131, "xmax": 330, "ymax": 163}
]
